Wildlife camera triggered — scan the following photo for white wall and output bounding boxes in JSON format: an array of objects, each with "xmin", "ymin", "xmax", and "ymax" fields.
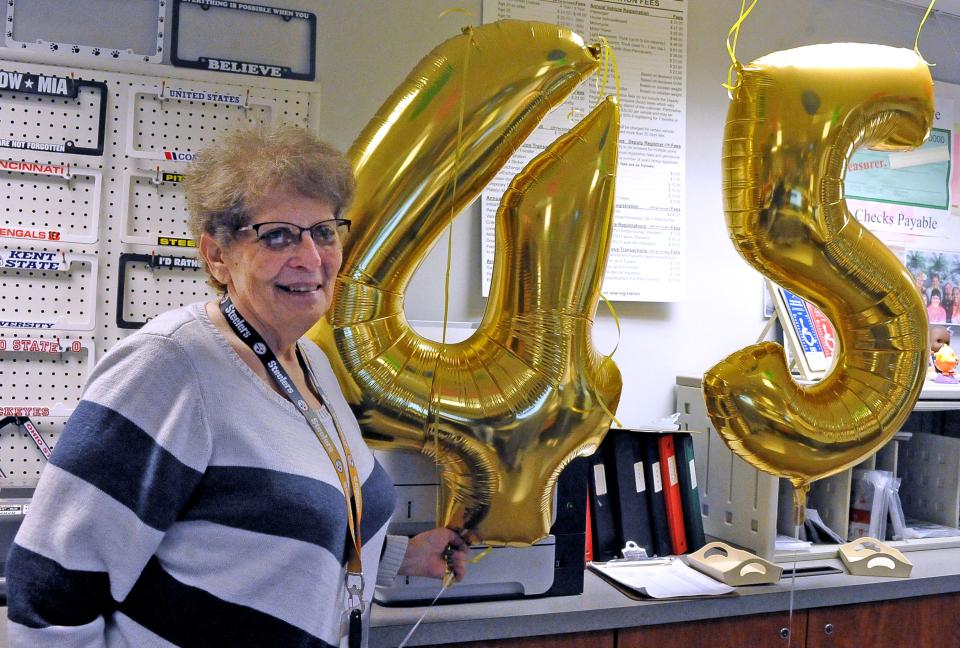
[
  {"xmin": 5, "ymin": 0, "xmax": 955, "ymax": 427},
  {"xmin": 315, "ymin": 0, "xmax": 487, "ymax": 321},
  {"xmin": 314, "ymin": 0, "xmax": 960, "ymax": 427}
]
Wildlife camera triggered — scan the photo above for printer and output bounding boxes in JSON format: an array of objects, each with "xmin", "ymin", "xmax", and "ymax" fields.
[
  {"xmin": 373, "ymin": 322, "xmax": 589, "ymax": 604},
  {"xmin": 373, "ymin": 449, "xmax": 588, "ymax": 604}
]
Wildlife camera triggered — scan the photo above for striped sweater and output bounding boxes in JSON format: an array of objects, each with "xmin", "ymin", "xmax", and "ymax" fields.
[{"xmin": 6, "ymin": 302, "xmax": 403, "ymax": 648}]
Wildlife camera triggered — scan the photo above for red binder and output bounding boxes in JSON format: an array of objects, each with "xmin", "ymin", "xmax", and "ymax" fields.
[
  {"xmin": 584, "ymin": 485, "xmax": 594, "ymax": 564},
  {"xmin": 658, "ymin": 434, "xmax": 688, "ymax": 555}
]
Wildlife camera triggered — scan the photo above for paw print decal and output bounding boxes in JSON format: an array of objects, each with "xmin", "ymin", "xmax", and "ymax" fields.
[
  {"xmin": 92, "ymin": 47, "xmax": 100, "ymax": 56},
  {"xmin": 49, "ymin": 43, "xmax": 58, "ymax": 51},
  {"xmin": 72, "ymin": 45, "xmax": 80, "ymax": 54},
  {"xmin": 111, "ymin": 50, "xmax": 119, "ymax": 58}
]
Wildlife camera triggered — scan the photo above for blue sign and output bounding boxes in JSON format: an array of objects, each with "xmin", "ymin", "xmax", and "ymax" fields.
[{"xmin": 782, "ymin": 289, "xmax": 823, "ymax": 353}]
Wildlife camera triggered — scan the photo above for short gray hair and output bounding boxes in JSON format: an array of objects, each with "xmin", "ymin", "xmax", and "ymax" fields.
[{"xmin": 184, "ymin": 125, "xmax": 355, "ymax": 292}]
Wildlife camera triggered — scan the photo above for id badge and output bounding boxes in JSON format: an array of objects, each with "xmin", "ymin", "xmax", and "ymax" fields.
[{"xmin": 340, "ymin": 607, "xmax": 363, "ymax": 648}]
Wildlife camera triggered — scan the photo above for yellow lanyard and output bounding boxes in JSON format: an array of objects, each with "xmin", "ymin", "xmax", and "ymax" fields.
[{"xmin": 219, "ymin": 297, "xmax": 364, "ymax": 600}]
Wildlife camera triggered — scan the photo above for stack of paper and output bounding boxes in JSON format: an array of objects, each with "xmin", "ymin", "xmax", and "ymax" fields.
[
  {"xmin": 805, "ymin": 508, "xmax": 844, "ymax": 544},
  {"xmin": 589, "ymin": 558, "xmax": 735, "ymax": 599},
  {"xmin": 775, "ymin": 534, "xmax": 812, "ymax": 552}
]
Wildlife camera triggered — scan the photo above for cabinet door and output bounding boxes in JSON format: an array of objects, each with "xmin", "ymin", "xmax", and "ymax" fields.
[
  {"xmin": 618, "ymin": 612, "xmax": 805, "ymax": 648},
  {"xmin": 450, "ymin": 630, "xmax": 614, "ymax": 648},
  {"xmin": 806, "ymin": 594, "xmax": 960, "ymax": 648}
]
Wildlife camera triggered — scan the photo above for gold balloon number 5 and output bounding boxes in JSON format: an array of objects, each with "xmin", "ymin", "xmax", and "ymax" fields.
[
  {"xmin": 308, "ymin": 21, "xmax": 622, "ymax": 546},
  {"xmin": 704, "ymin": 44, "xmax": 934, "ymax": 518}
]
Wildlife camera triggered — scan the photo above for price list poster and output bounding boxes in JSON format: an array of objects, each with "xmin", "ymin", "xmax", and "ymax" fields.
[{"xmin": 480, "ymin": 0, "xmax": 687, "ymax": 301}]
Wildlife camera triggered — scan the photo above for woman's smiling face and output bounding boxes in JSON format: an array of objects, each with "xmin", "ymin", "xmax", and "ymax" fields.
[{"xmin": 206, "ymin": 187, "xmax": 344, "ymax": 348}]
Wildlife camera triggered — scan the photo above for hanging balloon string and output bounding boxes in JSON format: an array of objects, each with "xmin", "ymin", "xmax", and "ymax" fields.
[
  {"xmin": 721, "ymin": 0, "xmax": 759, "ymax": 98},
  {"xmin": 400, "ymin": 18, "xmax": 480, "ymax": 648},
  {"xmin": 432, "ymin": 9, "xmax": 496, "ymax": 586},
  {"xmin": 785, "ymin": 483, "xmax": 810, "ymax": 648},
  {"xmin": 397, "ymin": 581, "xmax": 450, "ymax": 648},
  {"xmin": 785, "ymin": 536, "xmax": 799, "ymax": 648},
  {"xmin": 398, "ymin": 531, "xmax": 481, "ymax": 648},
  {"xmin": 913, "ymin": 0, "xmax": 938, "ymax": 65},
  {"xmin": 782, "ymin": 482, "xmax": 812, "ymax": 647},
  {"xmin": 396, "ymin": 543, "xmax": 491, "ymax": 648},
  {"xmin": 595, "ymin": 36, "xmax": 621, "ymax": 107},
  {"xmin": 429, "ymin": 10, "xmax": 476, "ymax": 471},
  {"xmin": 590, "ymin": 37, "xmax": 623, "ymax": 428}
]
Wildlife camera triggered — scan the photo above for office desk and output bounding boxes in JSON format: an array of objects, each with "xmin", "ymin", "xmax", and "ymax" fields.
[
  {"xmin": 371, "ymin": 546, "xmax": 960, "ymax": 647},
  {"xmin": 2, "ymin": 547, "xmax": 958, "ymax": 648}
]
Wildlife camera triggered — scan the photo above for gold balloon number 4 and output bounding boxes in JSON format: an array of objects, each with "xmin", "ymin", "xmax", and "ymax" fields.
[
  {"xmin": 308, "ymin": 21, "xmax": 623, "ymax": 546},
  {"xmin": 704, "ymin": 43, "xmax": 934, "ymax": 519}
]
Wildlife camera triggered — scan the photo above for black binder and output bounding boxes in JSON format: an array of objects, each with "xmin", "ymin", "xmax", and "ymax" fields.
[
  {"xmin": 641, "ymin": 433, "xmax": 673, "ymax": 557},
  {"xmin": 608, "ymin": 430, "xmax": 655, "ymax": 557},
  {"xmin": 588, "ymin": 446, "xmax": 619, "ymax": 561},
  {"xmin": 675, "ymin": 432, "xmax": 707, "ymax": 551}
]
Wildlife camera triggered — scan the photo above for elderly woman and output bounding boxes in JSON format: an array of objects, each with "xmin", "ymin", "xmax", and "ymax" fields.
[{"xmin": 6, "ymin": 126, "xmax": 468, "ymax": 648}]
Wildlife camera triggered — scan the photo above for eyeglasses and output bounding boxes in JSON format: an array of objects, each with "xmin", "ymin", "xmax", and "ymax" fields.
[{"xmin": 236, "ymin": 219, "xmax": 351, "ymax": 251}]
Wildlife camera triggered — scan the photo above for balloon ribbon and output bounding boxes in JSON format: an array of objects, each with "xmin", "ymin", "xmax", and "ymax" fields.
[
  {"xmin": 722, "ymin": 0, "xmax": 759, "ymax": 97},
  {"xmin": 914, "ymin": 0, "xmax": 937, "ymax": 65}
]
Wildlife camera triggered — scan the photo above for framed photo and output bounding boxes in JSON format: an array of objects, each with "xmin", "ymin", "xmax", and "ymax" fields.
[{"xmin": 766, "ymin": 280, "xmax": 836, "ymax": 380}]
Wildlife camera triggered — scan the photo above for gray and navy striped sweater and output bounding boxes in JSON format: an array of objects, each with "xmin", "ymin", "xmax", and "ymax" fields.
[{"xmin": 5, "ymin": 302, "xmax": 403, "ymax": 647}]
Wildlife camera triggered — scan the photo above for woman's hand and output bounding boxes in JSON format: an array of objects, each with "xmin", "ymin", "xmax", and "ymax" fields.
[{"xmin": 398, "ymin": 527, "xmax": 470, "ymax": 583}]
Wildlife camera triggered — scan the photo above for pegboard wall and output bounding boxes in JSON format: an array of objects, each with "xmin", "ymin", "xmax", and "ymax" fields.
[{"xmin": 0, "ymin": 55, "xmax": 315, "ymax": 486}]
